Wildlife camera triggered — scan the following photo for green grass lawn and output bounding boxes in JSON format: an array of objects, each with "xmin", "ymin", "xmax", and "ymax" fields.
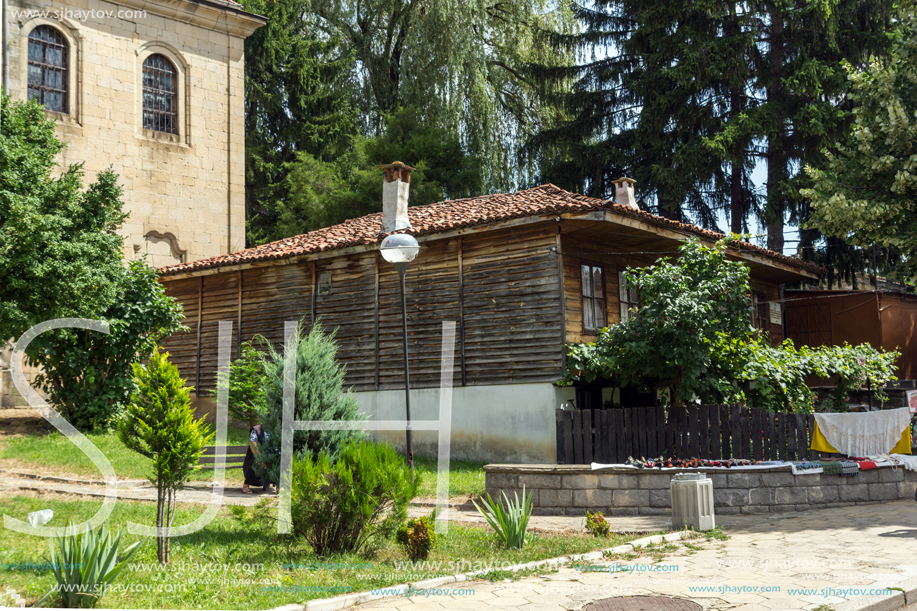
[
  {"xmin": 412, "ymin": 455, "xmax": 486, "ymax": 498},
  {"xmin": 1, "ymin": 431, "xmax": 487, "ymax": 497},
  {"xmin": 0, "ymin": 495, "xmax": 652, "ymax": 609},
  {"xmin": 0, "ymin": 428, "xmax": 251, "ymax": 482}
]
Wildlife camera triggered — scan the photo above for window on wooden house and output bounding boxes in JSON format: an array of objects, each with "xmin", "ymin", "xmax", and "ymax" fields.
[
  {"xmin": 142, "ymin": 54, "xmax": 178, "ymax": 134},
  {"xmin": 618, "ymin": 270, "xmax": 639, "ymax": 322},
  {"xmin": 27, "ymin": 26, "xmax": 69, "ymax": 113},
  {"xmin": 581, "ymin": 263, "xmax": 606, "ymax": 332},
  {"xmin": 751, "ymin": 291, "xmax": 769, "ymax": 330}
]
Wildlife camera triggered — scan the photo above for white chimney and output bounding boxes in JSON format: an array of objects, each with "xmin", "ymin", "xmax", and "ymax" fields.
[
  {"xmin": 612, "ymin": 177, "xmax": 638, "ymax": 209},
  {"xmin": 380, "ymin": 161, "xmax": 414, "ymax": 232}
]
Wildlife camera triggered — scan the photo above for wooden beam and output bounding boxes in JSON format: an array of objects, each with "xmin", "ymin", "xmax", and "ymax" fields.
[
  {"xmin": 195, "ymin": 276, "xmax": 203, "ymax": 390},
  {"xmin": 236, "ymin": 270, "xmax": 242, "ymax": 353},
  {"xmin": 310, "ymin": 262, "xmax": 316, "ymax": 326},
  {"xmin": 458, "ymin": 236, "xmax": 466, "ymax": 387},
  {"xmin": 374, "ymin": 250, "xmax": 381, "ymax": 391},
  {"xmin": 555, "ymin": 228, "xmax": 566, "ymax": 360}
]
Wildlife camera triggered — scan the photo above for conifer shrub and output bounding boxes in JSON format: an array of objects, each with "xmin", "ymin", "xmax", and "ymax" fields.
[
  {"xmin": 290, "ymin": 440, "xmax": 416, "ymax": 555},
  {"xmin": 118, "ymin": 347, "xmax": 212, "ymax": 564},
  {"xmin": 256, "ymin": 320, "xmax": 365, "ymax": 485}
]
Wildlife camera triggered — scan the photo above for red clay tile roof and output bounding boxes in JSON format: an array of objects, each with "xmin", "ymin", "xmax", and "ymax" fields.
[{"xmin": 160, "ymin": 184, "xmax": 820, "ymax": 277}]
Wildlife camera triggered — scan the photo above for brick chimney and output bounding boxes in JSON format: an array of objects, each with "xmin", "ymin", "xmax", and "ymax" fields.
[
  {"xmin": 612, "ymin": 177, "xmax": 638, "ymax": 209},
  {"xmin": 380, "ymin": 161, "xmax": 415, "ymax": 232}
]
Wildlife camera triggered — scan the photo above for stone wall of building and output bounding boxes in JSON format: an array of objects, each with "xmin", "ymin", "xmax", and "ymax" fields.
[
  {"xmin": 5, "ymin": 0, "xmax": 263, "ymax": 266},
  {"xmin": 485, "ymin": 464, "xmax": 917, "ymax": 517}
]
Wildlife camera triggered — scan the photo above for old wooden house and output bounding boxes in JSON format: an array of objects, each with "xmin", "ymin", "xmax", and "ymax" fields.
[{"xmin": 158, "ymin": 170, "xmax": 819, "ymax": 462}]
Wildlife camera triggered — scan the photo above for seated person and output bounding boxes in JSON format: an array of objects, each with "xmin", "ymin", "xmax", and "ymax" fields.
[{"xmin": 242, "ymin": 424, "xmax": 276, "ymax": 494}]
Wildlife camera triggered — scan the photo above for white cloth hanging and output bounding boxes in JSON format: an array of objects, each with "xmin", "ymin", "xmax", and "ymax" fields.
[{"xmin": 814, "ymin": 408, "xmax": 911, "ymax": 457}]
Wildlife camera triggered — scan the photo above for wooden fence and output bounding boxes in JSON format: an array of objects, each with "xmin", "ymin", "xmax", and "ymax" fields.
[{"xmin": 555, "ymin": 404, "xmax": 839, "ymax": 465}]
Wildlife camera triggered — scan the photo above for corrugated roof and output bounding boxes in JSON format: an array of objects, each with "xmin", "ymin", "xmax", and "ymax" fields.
[{"xmin": 160, "ymin": 184, "xmax": 820, "ymax": 277}]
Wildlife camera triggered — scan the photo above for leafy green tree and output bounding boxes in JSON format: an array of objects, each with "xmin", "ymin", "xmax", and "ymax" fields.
[
  {"xmin": 256, "ymin": 320, "xmax": 365, "ymax": 485},
  {"xmin": 564, "ymin": 238, "xmax": 900, "ymax": 412},
  {"xmin": 29, "ymin": 261, "xmax": 186, "ymax": 431},
  {"xmin": 268, "ymin": 107, "xmax": 484, "ymax": 241},
  {"xmin": 0, "ymin": 95, "xmax": 126, "ymax": 342},
  {"xmin": 240, "ymin": 0, "xmax": 359, "ymax": 246},
  {"xmin": 119, "ymin": 348, "xmax": 212, "ymax": 564},
  {"xmin": 804, "ymin": 4, "xmax": 917, "ymax": 282},
  {"xmin": 565, "ymin": 239, "xmax": 754, "ymax": 406}
]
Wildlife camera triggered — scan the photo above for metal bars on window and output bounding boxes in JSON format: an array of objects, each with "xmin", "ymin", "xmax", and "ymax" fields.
[
  {"xmin": 27, "ymin": 26, "xmax": 68, "ymax": 113},
  {"xmin": 581, "ymin": 264, "xmax": 606, "ymax": 332},
  {"xmin": 142, "ymin": 54, "xmax": 178, "ymax": 135}
]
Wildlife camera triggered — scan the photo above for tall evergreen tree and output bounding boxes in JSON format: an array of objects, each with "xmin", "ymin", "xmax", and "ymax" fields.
[
  {"xmin": 241, "ymin": 0, "xmax": 359, "ymax": 246},
  {"xmin": 804, "ymin": 3, "xmax": 917, "ymax": 282},
  {"xmin": 529, "ymin": 0, "xmax": 894, "ymax": 243}
]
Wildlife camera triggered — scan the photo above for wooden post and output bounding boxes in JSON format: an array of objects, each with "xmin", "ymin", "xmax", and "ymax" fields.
[
  {"xmin": 458, "ymin": 236, "xmax": 466, "ymax": 387},
  {"xmin": 310, "ymin": 262, "xmax": 316, "ymax": 326},
  {"xmin": 195, "ymin": 276, "xmax": 203, "ymax": 390},
  {"xmin": 555, "ymin": 229, "xmax": 566, "ymax": 359},
  {"xmin": 374, "ymin": 251, "xmax": 381, "ymax": 390},
  {"xmin": 236, "ymin": 270, "xmax": 243, "ymax": 355}
]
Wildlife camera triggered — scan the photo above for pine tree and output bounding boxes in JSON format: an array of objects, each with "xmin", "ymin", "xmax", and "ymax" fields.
[{"xmin": 528, "ymin": 0, "xmax": 894, "ymax": 242}]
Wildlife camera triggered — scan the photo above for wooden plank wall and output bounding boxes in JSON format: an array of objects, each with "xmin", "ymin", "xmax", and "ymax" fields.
[
  {"xmin": 159, "ymin": 224, "xmax": 567, "ymax": 394},
  {"xmin": 378, "ymin": 238, "xmax": 462, "ymax": 391},
  {"xmin": 159, "ymin": 277, "xmax": 201, "ymax": 386},
  {"xmin": 462, "ymin": 226, "xmax": 563, "ymax": 385},
  {"xmin": 314, "ymin": 253, "xmax": 377, "ymax": 392}
]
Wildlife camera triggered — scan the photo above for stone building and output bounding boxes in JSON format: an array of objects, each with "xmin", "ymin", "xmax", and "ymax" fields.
[
  {"xmin": 0, "ymin": 0, "xmax": 264, "ymax": 407},
  {"xmin": 3, "ymin": 0, "xmax": 264, "ymax": 265}
]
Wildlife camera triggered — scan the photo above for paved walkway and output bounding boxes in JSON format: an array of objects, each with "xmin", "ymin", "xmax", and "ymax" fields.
[{"xmin": 353, "ymin": 501, "xmax": 917, "ymax": 611}]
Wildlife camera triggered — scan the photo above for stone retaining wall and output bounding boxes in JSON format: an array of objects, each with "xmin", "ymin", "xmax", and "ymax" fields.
[{"xmin": 484, "ymin": 464, "xmax": 917, "ymax": 516}]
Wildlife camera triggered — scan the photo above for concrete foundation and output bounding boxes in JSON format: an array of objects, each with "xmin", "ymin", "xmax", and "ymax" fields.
[{"xmin": 354, "ymin": 383, "xmax": 575, "ymax": 464}]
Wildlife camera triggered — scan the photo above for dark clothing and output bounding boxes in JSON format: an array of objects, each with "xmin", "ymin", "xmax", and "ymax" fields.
[{"xmin": 243, "ymin": 425, "xmax": 267, "ymax": 487}]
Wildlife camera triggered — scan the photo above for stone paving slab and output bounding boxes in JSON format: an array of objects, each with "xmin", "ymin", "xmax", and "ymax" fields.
[{"xmin": 351, "ymin": 500, "xmax": 917, "ymax": 611}]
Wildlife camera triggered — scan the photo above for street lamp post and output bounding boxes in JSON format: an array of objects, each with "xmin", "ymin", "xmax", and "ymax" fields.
[{"xmin": 380, "ymin": 233, "xmax": 420, "ymax": 479}]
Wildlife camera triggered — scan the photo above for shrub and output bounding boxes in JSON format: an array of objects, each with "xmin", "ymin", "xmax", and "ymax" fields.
[
  {"xmin": 256, "ymin": 319, "xmax": 365, "ymax": 485},
  {"xmin": 118, "ymin": 347, "xmax": 212, "ymax": 564},
  {"xmin": 38, "ymin": 522, "xmax": 141, "ymax": 608},
  {"xmin": 584, "ymin": 510, "xmax": 610, "ymax": 537},
  {"xmin": 397, "ymin": 513, "xmax": 437, "ymax": 561},
  {"xmin": 210, "ymin": 338, "xmax": 268, "ymax": 427},
  {"xmin": 291, "ymin": 440, "xmax": 416, "ymax": 555},
  {"xmin": 472, "ymin": 486, "xmax": 533, "ymax": 550}
]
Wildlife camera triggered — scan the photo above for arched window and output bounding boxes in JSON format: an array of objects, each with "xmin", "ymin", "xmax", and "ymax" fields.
[
  {"xmin": 142, "ymin": 54, "xmax": 178, "ymax": 134},
  {"xmin": 27, "ymin": 25, "xmax": 69, "ymax": 113}
]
